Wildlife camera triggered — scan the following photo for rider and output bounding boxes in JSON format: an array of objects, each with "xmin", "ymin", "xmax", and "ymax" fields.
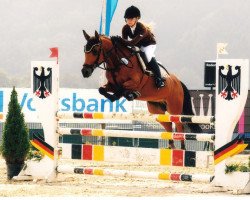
[{"xmin": 120, "ymin": 5, "xmax": 165, "ymax": 88}]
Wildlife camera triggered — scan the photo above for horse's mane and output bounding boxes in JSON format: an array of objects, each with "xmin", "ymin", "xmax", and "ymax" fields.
[
  {"xmin": 86, "ymin": 35, "xmax": 111, "ymax": 49},
  {"xmin": 86, "ymin": 34, "xmax": 129, "ymax": 53},
  {"xmin": 100, "ymin": 35, "xmax": 109, "ymax": 39},
  {"xmin": 95, "ymin": 35, "xmax": 134, "ymax": 55},
  {"xmin": 101, "ymin": 35, "xmax": 135, "ymax": 53}
]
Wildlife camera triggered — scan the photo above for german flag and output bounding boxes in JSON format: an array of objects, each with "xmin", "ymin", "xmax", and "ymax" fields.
[
  {"xmin": 214, "ymin": 134, "xmax": 248, "ymax": 165},
  {"xmin": 30, "ymin": 133, "xmax": 54, "ymax": 160}
]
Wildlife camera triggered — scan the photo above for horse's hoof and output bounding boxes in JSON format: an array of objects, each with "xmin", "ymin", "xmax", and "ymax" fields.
[
  {"xmin": 181, "ymin": 145, "xmax": 186, "ymax": 150},
  {"xmin": 109, "ymin": 96, "xmax": 118, "ymax": 102},
  {"xmin": 98, "ymin": 87, "xmax": 106, "ymax": 95},
  {"xmin": 168, "ymin": 144, "xmax": 175, "ymax": 149}
]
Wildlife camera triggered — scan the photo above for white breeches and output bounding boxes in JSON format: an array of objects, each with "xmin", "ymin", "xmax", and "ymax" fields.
[{"xmin": 140, "ymin": 45, "xmax": 156, "ymax": 62}]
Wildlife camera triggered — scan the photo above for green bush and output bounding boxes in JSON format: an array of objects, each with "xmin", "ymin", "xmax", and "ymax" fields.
[
  {"xmin": 0, "ymin": 87, "xmax": 30, "ymax": 164},
  {"xmin": 225, "ymin": 157, "xmax": 250, "ymax": 173}
]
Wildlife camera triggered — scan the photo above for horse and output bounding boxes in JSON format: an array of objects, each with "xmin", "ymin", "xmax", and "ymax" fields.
[{"xmin": 81, "ymin": 30, "xmax": 202, "ymax": 149}]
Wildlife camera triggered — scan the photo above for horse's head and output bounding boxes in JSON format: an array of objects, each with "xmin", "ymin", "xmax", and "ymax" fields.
[{"xmin": 82, "ymin": 30, "xmax": 113, "ymax": 78}]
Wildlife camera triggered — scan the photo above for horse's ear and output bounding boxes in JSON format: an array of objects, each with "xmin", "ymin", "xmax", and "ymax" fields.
[
  {"xmin": 94, "ymin": 30, "xmax": 100, "ymax": 41},
  {"xmin": 83, "ymin": 30, "xmax": 90, "ymax": 41}
]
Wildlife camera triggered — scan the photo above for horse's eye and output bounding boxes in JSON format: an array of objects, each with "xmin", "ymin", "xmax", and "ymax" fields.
[{"xmin": 92, "ymin": 48, "xmax": 98, "ymax": 56}]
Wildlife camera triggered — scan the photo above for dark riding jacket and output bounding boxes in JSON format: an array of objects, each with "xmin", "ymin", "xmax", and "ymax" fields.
[{"xmin": 122, "ymin": 22, "xmax": 156, "ymax": 47}]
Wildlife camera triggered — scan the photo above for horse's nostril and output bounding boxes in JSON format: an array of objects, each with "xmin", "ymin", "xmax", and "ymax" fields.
[
  {"xmin": 81, "ymin": 68, "xmax": 87, "ymax": 77},
  {"xmin": 82, "ymin": 64, "xmax": 95, "ymax": 78},
  {"xmin": 81, "ymin": 67, "xmax": 92, "ymax": 78}
]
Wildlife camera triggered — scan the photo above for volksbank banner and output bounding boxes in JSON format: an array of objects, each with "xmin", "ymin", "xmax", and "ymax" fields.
[{"xmin": 0, "ymin": 88, "xmax": 133, "ymax": 122}]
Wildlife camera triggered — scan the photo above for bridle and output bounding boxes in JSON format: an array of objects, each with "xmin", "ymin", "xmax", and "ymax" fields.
[
  {"xmin": 82, "ymin": 36, "xmax": 139, "ymax": 91},
  {"xmin": 83, "ymin": 42, "xmax": 103, "ymax": 69},
  {"xmin": 83, "ymin": 37, "xmax": 134, "ymax": 72},
  {"xmin": 83, "ymin": 38, "xmax": 115, "ymax": 71}
]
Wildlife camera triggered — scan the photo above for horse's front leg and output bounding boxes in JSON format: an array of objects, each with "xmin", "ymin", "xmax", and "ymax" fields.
[
  {"xmin": 98, "ymin": 87, "xmax": 120, "ymax": 102},
  {"xmin": 122, "ymin": 79, "xmax": 141, "ymax": 101},
  {"xmin": 98, "ymin": 83, "xmax": 123, "ymax": 102},
  {"xmin": 123, "ymin": 78, "xmax": 140, "ymax": 90},
  {"xmin": 123, "ymin": 90, "xmax": 141, "ymax": 101}
]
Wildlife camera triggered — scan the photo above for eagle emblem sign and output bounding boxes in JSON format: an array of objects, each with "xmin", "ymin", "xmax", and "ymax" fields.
[
  {"xmin": 33, "ymin": 67, "xmax": 52, "ymax": 99},
  {"xmin": 218, "ymin": 65, "xmax": 241, "ymax": 100}
]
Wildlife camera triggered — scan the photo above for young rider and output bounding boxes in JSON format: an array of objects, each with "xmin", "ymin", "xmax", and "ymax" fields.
[{"xmin": 120, "ymin": 5, "xmax": 165, "ymax": 88}]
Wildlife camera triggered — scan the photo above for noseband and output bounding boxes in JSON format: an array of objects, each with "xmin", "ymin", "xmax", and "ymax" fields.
[{"xmin": 83, "ymin": 42, "xmax": 103, "ymax": 69}]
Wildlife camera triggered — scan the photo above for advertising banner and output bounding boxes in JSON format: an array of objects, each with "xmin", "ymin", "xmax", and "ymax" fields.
[{"xmin": 0, "ymin": 88, "xmax": 132, "ymax": 122}]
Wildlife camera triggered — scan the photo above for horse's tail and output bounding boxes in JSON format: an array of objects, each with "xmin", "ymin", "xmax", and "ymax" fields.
[{"xmin": 181, "ymin": 82, "xmax": 203, "ymax": 133}]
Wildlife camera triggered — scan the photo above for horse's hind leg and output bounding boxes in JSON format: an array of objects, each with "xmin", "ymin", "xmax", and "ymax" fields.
[
  {"xmin": 166, "ymin": 93, "xmax": 186, "ymax": 150},
  {"xmin": 175, "ymin": 123, "xmax": 186, "ymax": 150},
  {"xmin": 160, "ymin": 122, "xmax": 175, "ymax": 149},
  {"xmin": 146, "ymin": 101, "xmax": 175, "ymax": 149}
]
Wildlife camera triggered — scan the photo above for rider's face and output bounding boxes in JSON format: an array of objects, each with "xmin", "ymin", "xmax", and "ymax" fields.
[{"xmin": 125, "ymin": 18, "xmax": 137, "ymax": 27}]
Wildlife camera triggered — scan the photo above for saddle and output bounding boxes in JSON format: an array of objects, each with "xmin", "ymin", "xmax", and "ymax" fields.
[
  {"xmin": 131, "ymin": 46, "xmax": 152, "ymax": 76},
  {"xmin": 129, "ymin": 47, "xmax": 169, "ymax": 78}
]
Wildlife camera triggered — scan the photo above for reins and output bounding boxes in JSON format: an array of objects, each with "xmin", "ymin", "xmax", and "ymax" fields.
[
  {"xmin": 84, "ymin": 37, "xmax": 140, "ymax": 90},
  {"xmin": 96, "ymin": 37, "xmax": 136, "ymax": 72}
]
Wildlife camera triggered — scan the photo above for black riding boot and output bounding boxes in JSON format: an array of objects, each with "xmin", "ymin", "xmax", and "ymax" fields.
[{"xmin": 148, "ymin": 57, "xmax": 165, "ymax": 88}]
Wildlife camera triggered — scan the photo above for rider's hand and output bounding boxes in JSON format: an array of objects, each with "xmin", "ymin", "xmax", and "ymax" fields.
[{"xmin": 110, "ymin": 35, "xmax": 122, "ymax": 44}]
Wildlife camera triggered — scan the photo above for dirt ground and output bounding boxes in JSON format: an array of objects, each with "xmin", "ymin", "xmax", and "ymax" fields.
[{"xmin": 0, "ymin": 155, "xmax": 249, "ymax": 197}]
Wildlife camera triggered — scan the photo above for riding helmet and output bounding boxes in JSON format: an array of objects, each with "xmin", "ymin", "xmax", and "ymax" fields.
[{"xmin": 124, "ymin": 5, "xmax": 141, "ymax": 19}]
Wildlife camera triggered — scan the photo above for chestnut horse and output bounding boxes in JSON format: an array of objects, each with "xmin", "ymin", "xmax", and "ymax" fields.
[{"xmin": 81, "ymin": 30, "xmax": 202, "ymax": 149}]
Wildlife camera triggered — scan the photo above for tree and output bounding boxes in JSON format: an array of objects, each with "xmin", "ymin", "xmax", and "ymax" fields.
[{"xmin": 0, "ymin": 87, "xmax": 30, "ymax": 179}]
